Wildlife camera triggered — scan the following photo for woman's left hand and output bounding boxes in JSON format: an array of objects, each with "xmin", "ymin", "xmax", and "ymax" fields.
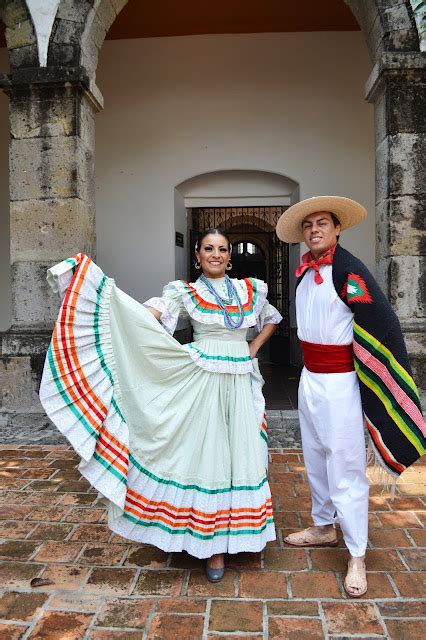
[
  {"xmin": 248, "ymin": 323, "xmax": 277, "ymax": 359},
  {"xmin": 249, "ymin": 339, "xmax": 260, "ymax": 359}
]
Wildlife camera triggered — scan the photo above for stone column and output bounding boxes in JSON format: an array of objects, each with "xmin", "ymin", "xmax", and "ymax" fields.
[
  {"xmin": 0, "ymin": 66, "xmax": 103, "ymax": 414},
  {"xmin": 366, "ymin": 52, "xmax": 425, "ymax": 385}
]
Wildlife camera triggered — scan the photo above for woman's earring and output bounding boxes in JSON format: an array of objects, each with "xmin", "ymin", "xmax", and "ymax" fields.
[
  {"xmin": 195, "ymin": 261, "xmax": 201, "ymax": 270},
  {"xmin": 226, "ymin": 262, "xmax": 232, "ymax": 271}
]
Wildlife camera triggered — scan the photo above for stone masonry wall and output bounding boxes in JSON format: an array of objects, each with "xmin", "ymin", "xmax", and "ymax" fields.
[{"xmin": 0, "ymin": 0, "xmax": 424, "ymax": 424}]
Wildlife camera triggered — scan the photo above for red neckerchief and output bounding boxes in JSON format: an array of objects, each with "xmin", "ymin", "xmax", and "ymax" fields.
[{"xmin": 295, "ymin": 243, "xmax": 337, "ymax": 285}]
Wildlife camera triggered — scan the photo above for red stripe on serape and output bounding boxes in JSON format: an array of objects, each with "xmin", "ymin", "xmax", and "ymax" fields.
[
  {"xmin": 354, "ymin": 341, "xmax": 424, "ymax": 429},
  {"xmin": 366, "ymin": 418, "xmax": 405, "ymax": 474}
]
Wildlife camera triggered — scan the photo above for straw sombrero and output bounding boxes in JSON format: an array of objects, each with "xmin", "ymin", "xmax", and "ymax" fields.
[{"xmin": 276, "ymin": 196, "xmax": 367, "ymax": 243}]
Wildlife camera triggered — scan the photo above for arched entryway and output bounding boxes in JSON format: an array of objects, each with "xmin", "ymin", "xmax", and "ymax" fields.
[{"xmin": 176, "ymin": 170, "xmax": 301, "ymax": 368}]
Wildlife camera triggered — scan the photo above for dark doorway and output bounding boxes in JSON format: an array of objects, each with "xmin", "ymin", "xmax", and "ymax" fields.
[{"xmin": 231, "ymin": 240, "xmax": 266, "ymax": 280}]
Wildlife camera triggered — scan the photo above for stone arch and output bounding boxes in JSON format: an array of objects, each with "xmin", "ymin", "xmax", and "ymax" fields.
[
  {"xmin": 344, "ymin": 0, "xmax": 420, "ymax": 60},
  {"xmin": 78, "ymin": 0, "xmax": 129, "ymax": 78},
  {"xmin": 45, "ymin": 0, "xmax": 130, "ymax": 77},
  {"xmin": 1, "ymin": 1, "xmax": 422, "ymax": 80},
  {"xmin": 0, "ymin": 1, "xmax": 37, "ymax": 69},
  {"xmin": 53, "ymin": 1, "xmax": 422, "ymax": 79},
  {"xmin": 0, "ymin": 1, "xmax": 130, "ymax": 73}
]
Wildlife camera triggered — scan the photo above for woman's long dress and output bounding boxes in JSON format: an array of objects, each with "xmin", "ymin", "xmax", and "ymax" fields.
[{"xmin": 39, "ymin": 253, "xmax": 282, "ymax": 558}]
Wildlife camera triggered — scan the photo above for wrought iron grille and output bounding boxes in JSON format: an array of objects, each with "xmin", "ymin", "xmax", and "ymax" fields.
[{"xmin": 189, "ymin": 207, "xmax": 289, "ymax": 336}]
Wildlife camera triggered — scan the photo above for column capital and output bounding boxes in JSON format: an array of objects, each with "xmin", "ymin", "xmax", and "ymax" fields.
[
  {"xmin": 365, "ymin": 52, "xmax": 426, "ymax": 103},
  {"xmin": 0, "ymin": 65, "xmax": 104, "ymax": 111}
]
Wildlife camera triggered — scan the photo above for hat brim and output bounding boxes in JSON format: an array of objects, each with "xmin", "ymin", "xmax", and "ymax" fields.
[{"xmin": 276, "ymin": 196, "xmax": 367, "ymax": 243}]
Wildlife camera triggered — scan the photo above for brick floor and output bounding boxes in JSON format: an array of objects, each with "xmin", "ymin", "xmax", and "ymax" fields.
[{"xmin": 0, "ymin": 446, "xmax": 424, "ymax": 639}]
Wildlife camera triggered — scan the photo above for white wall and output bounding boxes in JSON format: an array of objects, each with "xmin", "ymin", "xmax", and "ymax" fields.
[
  {"xmin": 95, "ymin": 32, "xmax": 374, "ymax": 302},
  {"xmin": 174, "ymin": 188, "xmax": 186, "ymax": 280},
  {"xmin": 0, "ymin": 31, "xmax": 374, "ymax": 329}
]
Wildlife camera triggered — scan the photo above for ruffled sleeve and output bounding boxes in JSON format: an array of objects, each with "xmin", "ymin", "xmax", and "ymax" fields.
[
  {"xmin": 144, "ymin": 282, "xmax": 188, "ymax": 335},
  {"xmin": 257, "ymin": 300, "xmax": 283, "ymax": 331},
  {"xmin": 248, "ymin": 278, "xmax": 282, "ymax": 331}
]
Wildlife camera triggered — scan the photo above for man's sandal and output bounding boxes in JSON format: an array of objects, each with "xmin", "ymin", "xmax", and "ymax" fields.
[
  {"xmin": 284, "ymin": 527, "xmax": 338, "ymax": 548},
  {"xmin": 344, "ymin": 561, "xmax": 368, "ymax": 598}
]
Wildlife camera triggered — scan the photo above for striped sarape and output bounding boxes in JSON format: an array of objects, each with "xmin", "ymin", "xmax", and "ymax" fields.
[
  {"xmin": 40, "ymin": 254, "xmax": 277, "ymax": 558},
  {"xmin": 334, "ymin": 245, "xmax": 425, "ymax": 477}
]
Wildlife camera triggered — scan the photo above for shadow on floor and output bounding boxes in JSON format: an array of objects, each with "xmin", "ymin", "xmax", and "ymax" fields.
[{"xmin": 260, "ymin": 361, "xmax": 300, "ymax": 410}]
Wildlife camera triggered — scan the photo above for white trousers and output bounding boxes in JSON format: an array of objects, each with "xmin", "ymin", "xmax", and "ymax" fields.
[{"xmin": 298, "ymin": 368, "xmax": 369, "ymax": 557}]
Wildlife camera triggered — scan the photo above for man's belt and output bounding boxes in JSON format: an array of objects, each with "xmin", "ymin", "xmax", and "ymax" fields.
[{"xmin": 300, "ymin": 341, "xmax": 354, "ymax": 373}]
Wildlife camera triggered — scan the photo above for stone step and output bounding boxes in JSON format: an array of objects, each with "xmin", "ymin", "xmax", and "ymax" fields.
[
  {"xmin": 0, "ymin": 409, "xmax": 302, "ymax": 447},
  {"xmin": 265, "ymin": 409, "xmax": 301, "ymax": 448}
]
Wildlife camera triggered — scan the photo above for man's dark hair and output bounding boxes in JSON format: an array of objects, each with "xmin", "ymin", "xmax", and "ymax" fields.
[
  {"xmin": 330, "ymin": 212, "xmax": 341, "ymax": 241},
  {"xmin": 330, "ymin": 212, "xmax": 340, "ymax": 227}
]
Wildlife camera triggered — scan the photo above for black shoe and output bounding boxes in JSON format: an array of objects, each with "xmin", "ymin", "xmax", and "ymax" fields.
[{"xmin": 205, "ymin": 563, "xmax": 225, "ymax": 582}]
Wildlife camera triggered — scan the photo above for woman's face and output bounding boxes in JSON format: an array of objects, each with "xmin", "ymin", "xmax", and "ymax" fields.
[{"xmin": 196, "ymin": 234, "xmax": 230, "ymax": 279}]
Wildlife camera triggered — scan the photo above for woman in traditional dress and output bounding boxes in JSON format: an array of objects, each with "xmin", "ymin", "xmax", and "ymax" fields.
[{"xmin": 40, "ymin": 228, "xmax": 282, "ymax": 582}]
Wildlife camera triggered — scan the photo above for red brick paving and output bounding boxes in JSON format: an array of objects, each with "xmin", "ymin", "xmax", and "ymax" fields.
[{"xmin": 0, "ymin": 446, "xmax": 424, "ymax": 638}]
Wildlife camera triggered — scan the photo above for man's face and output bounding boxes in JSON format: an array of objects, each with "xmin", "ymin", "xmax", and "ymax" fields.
[{"xmin": 301, "ymin": 211, "xmax": 341, "ymax": 258}]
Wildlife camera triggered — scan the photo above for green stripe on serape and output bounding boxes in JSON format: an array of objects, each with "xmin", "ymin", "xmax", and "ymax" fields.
[
  {"xmin": 354, "ymin": 357, "xmax": 425, "ymax": 455},
  {"xmin": 354, "ymin": 322, "xmax": 419, "ymax": 399},
  {"xmin": 355, "ymin": 330, "xmax": 417, "ymax": 407}
]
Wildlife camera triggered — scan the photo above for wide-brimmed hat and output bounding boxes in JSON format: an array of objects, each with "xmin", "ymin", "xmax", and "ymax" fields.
[{"xmin": 276, "ymin": 196, "xmax": 367, "ymax": 243}]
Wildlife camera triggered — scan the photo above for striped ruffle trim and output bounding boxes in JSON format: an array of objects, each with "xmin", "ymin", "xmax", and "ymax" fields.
[
  {"xmin": 171, "ymin": 278, "xmax": 268, "ymax": 328},
  {"xmin": 184, "ymin": 342, "xmax": 254, "ymax": 374},
  {"xmin": 109, "ymin": 458, "xmax": 275, "ymax": 556},
  {"xmin": 40, "ymin": 254, "xmax": 275, "ymax": 557}
]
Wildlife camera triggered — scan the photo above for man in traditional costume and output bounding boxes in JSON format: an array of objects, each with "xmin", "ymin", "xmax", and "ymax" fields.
[{"xmin": 276, "ymin": 196, "xmax": 425, "ymax": 597}]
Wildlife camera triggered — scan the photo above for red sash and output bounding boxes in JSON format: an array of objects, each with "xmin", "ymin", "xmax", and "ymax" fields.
[{"xmin": 300, "ymin": 341, "xmax": 354, "ymax": 373}]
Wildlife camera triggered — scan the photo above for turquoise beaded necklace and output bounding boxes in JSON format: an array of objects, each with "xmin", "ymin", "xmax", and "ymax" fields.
[{"xmin": 199, "ymin": 274, "xmax": 245, "ymax": 329}]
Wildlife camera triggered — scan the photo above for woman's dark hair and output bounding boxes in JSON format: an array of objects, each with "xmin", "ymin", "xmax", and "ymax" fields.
[{"xmin": 195, "ymin": 228, "xmax": 232, "ymax": 252}]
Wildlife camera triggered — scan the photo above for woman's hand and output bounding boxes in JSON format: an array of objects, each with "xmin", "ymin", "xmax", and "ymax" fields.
[
  {"xmin": 249, "ymin": 338, "xmax": 261, "ymax": 359},
  {"xmin": 249, "ymin": 324, "xmax": 277, "ymax": 359}
]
